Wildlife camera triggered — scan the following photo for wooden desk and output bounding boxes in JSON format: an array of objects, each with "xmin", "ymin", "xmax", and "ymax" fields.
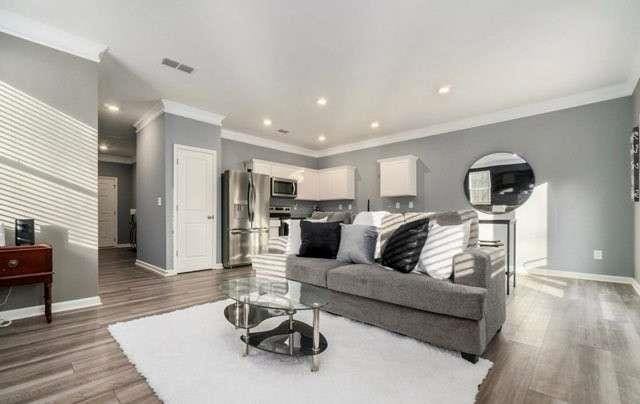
[{"xmin": 0, "ymin": 244, "xmax": 53, "ymax": 322}]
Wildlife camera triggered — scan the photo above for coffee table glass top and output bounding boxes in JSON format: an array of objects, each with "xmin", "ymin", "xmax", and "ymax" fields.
[{"xmin": 220, "ymin": 276, "xmax": 330, "ymax": 311}]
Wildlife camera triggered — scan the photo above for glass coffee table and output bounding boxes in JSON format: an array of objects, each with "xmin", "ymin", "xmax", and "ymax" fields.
[{"xmin": 220, "ymin": 276, "xmax": 330, "ymax": 372}]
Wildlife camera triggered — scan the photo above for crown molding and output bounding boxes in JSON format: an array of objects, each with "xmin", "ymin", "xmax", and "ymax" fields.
[
  {"xmin": 0, "ymin": 10, "xmax": 107, "ymax": 62},
  {"xmin": 133, "ymin": 102, "xmax": 163, "ymax": 133},
  {"xmin": 133, "ymin": 100, "xmax": 226, "ymax": 133},
  {"xmin": 221, "ymin": 129, "xmax": 320, "ymax": 157},
  {"xmin": 161, "ymin": 99, "xmax": 225, "ymax": 126},
  {"xmin": 316, "ymin": 82, "xmax": 632, "ymax": 157},
  {"xmin": 99, "ymin": 154, "xmax": 136, "ymax": 164}
]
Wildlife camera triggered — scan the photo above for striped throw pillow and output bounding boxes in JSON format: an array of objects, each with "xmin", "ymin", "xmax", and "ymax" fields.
[{"xmin": 414, "ymin": 220, "xmax": 470, "ymax": 279}]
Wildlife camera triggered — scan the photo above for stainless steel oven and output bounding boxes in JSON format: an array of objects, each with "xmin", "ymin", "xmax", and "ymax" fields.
[{"xmin": 271, "ymin": 177, "xmax": 297, "ymax": 198}]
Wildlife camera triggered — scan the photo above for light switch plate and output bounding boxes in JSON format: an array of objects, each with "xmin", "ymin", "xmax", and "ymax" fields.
[
  {"xmin": 157, "ymin": 197, "xmax": 162, "ymax": 206},
  {"xmin": 593, "ymin": 250, "xmax": 603, "ymax": 260}
]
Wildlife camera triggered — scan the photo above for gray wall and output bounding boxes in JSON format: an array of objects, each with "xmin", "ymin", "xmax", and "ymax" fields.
[
  {"xmin": 221, "ymin": 138, "xmax": 319, "ymax": 217},
  {"xmin": 633, "ymin": 79, "xmax": 640, "ymax": 283},
  {"xmin": 136, "ymin": 115, "xmax": 166, "ymax": 268},
  {"xmin": 98, "ymin": 161, "xmax": 135, "ymax": 244},
  {"xmin": 163, "ymin": 113, "xmax": 221, "ymax": 268},
  {"xmin": 319, "ymin": 97, "xmax": 633, "ymax": 277},
  {"xmin": 0, "ymin": 33, "xmax": 99, "ymax": 310}
]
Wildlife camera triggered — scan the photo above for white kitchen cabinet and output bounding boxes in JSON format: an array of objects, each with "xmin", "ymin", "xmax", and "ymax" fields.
[
  {"xmin": 378, "ymin": 155, "xmax": 418, "ymax": 197},
  {"xmin": 250, "ymin": 159, "xmax": 272, "ymax": 176},
  {"xmin": 318, "ymin": 166, "xmax": 355, "ymax": 200},
  {"xmin": 295, "ymin": 168, "xmax": 319, "ymax": 200},
  {"xmin": 248, "ymin": 159, "xmax": 354, "ymax": 201},
  {"xmin": 270, "ymin": 162, "xmax": 297, "ymax": 180}
]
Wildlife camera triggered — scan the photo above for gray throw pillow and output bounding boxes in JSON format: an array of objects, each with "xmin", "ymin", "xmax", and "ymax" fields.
[{"xmin": 336, "ymin": 224, "xmax": 378, "ymax": 264}]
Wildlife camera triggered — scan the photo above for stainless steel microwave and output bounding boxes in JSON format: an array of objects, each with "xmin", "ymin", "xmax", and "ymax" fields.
[{"xmin": 271, "ymin": 177, "xmax": 297, "ymax": 198}]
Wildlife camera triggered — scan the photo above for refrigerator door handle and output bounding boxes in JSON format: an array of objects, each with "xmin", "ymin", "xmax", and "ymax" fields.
[{"xmin": 247, "ymin": 173, "xmax": 253, "ymax": 225}]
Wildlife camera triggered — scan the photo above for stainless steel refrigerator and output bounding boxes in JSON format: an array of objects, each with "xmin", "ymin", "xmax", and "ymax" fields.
[{"xmin": 222, "ymin": 170, "xmax": 271, "ymax": 268}]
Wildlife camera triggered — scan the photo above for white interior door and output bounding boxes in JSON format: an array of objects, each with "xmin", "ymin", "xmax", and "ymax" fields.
[
  {"xmin": 175, "ymin": 145, "xmax": 216, "ymax": 273},
  {"xmin": 98, "ymin": 176, "xmax": 117, "ymax": 247}
]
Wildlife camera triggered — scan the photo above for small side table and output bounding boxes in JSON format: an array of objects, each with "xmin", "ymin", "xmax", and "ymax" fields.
[{"xmin": 479, "ymin": 219, "xmax": 516, "ymax": 294}]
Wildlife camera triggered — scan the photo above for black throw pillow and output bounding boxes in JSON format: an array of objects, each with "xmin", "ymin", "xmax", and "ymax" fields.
[
  {"xmin": 298, "ymin": 221, "xmax": 342, "ymax": 259},
  {"xmin": 381, "ymin": 218, "xmax": 429, "ymax": 273}
]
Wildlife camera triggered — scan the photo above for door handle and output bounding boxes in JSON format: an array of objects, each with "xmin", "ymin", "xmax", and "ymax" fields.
[{"xmin": 207, "ymin": 215, "xmax": 214, "ymax": 220}]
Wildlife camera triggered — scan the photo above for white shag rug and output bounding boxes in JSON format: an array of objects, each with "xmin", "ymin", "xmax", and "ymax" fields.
[{"xmin": 108, "ymin": 300, "xmax": 492, "ymax": 404}]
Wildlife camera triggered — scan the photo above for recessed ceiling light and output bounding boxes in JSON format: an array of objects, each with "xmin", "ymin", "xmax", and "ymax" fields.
[
  {"xmin": 437, "ymin": 85, "xmax": 452, "ymax": 95},
  {"xmin": 316, "ymin": 97, "xmax": 327, "ymax": 107},
  {"xmin": 105, "ymin": 103, "xmax": 120, "ymax": 113},
  {"xmin": 370, "ymin": 121, "xmax": 380, "ymax": 129},
  {"xmin": 99, "ymin": 144, "xmax": 108, "ymax": 151},
  {"xmin": 263, "ymin": 118, "xmax": 272, "ymax": 127},
  {"xmin": 318, "ymin": 134, "xmax": 326, "ymax": 142}
]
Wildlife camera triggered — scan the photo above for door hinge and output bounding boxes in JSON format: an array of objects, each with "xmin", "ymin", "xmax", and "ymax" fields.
[
  {"xmin": 176, "ymin": 250, "xmax": 179, "ymax": 257},
  {"xmin": 176, "ymin": 158, "xmax": 179, "ymax": 165}
]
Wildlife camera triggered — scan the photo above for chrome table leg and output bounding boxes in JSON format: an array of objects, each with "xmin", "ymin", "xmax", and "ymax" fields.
[
  {"xmin": 242, "ymin": 298, "xmax": 250, "ymax": 356},
  {"xmin": 288, "ymin": 311, "xmax": 294, "ymax": 356},
  {"xmin": 311, "ymin": 304, "xmax": 320, "ymax": 372}
]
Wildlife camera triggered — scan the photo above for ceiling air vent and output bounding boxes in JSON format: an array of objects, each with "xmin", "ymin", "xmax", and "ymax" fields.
[
  {"xmin": 161, "ymin": 58, "xmax": 195, "ymax": 74},
  {"xmin": 276, "ymin": 129, "xmax": 290, "ymax": 135},
  {"xmin": 177, "ymin": 64, "xmax": 194, "ymax": 74},
  {"xmin": 161, "ymin": 58, "xmax": 180, "ymax": 68}
]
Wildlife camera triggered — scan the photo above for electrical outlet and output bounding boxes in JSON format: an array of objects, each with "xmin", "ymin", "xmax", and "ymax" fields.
[
  {"xmin": 395, "ymin": 201, "xmax": 401, "ymax": 209},
  {"xmin": 338, "ymin": 204, "xmax": 343, "ymax": 210},
  {"xmin": 593, "ymin": 250, "xmax": 604, "ymax": 260},
  {"xmin": 348, "ymin": 203, "xmax": 352, "ymax": 210},
  {"xmin": 408, "ymin": 201, "xmax": 414, "ymax": 209},
  {"xmin": 157, "ymin": 197, "xmax": 162, "ymax": 206}
]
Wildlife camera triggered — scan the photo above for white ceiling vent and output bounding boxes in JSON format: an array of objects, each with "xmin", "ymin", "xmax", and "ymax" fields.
[{"xmin": 162, "ymin": 58, "xmax": 195, "ymax": 74}]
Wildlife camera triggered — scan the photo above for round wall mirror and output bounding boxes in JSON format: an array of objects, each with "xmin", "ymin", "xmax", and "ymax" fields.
[{"xmin": 463, "ymin": 152, "xmax": 535, "ymax": 214}]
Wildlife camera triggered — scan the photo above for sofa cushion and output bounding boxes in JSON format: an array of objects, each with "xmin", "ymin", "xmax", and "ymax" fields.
[
  {"xmin": 285, "ymin": 255, "xmax": 345, "ymax": 287},
  {"xmin": 326, "ymin": 264, "xmax": 486, "ymax": 320}
]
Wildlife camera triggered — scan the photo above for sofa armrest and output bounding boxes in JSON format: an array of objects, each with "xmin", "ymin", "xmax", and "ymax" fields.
[{"xmin": 452, "ymin": 247, "xmax": 505, "ymax": 289}]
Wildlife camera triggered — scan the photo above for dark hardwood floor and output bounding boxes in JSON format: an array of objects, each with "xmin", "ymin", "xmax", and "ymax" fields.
[{"xmin": 1, "ymin": 248, "xmax": 639, "ymax": 403}]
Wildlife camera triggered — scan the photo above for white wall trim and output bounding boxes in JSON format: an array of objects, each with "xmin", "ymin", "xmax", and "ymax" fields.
[
  {"xmin": 316, "ymin": 83, "xmax": 632, "ymax": 157},
  {"xmin": 631, "ymin": 278, "xmax": 640, "ymax": 297},
  {"xmin": 135, "ymin": 259, "xmax": 177, "ymax": 277},
  {"xmin": 134, "ymin": 100, "xmax": 226, "ymax": 133},
  {"xmin": 0, "ymin": 10, "xmax": 107, "ymax": 63},
  {"xmin": 522, "ymin": 268, "xmax": 640, "ymax": 296},
  {"xmin": 133, "ymin": 102, "xmax": 164, "ymax": 133},
  {"xmin": 0, "ymin": 296, "xmax": 102, "ymax": 321},
  {"xmin": 98, "ymin": 154, "xmax": 136, "ymax": 164},
  {"xmin": 162, "ymin": 99, "xmax": 225, "ymax": 127},
  {"xmin": 221, "ymin": 128, "xmax": 320, "ymax": 158}
]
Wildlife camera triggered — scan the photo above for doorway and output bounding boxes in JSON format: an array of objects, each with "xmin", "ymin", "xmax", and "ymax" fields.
[
  {"xmin": 98, "ymin": 176, "xmax": 118, "ymax": 247},
  {"xmin": 173, "ymin": 145, "xmax": 217, "ymax": 273}
]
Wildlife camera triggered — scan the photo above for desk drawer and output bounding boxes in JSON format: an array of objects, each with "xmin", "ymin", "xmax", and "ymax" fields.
[{"xmin": 0, "ymin": 249, "xmax": 50, "ymax": 277}]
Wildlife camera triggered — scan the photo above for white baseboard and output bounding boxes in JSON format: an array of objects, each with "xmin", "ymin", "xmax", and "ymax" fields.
[
  {"xmin": 522, "ymin": 268, "xmax": 640, "ymax": 296},
  {"xmin": 211, "ymin": 263, "xmax": 224, "ymax": 270},
  {"xmin": 116, "ymin": 243, "xmax": 133, "ymax": 248},
  {"xmin": 632, "ymin": 278, "xmax": 640, "ymax": 297},
  {"xmin": 0, "ymin": 296, "xmax": 102, "ymax": 321},
  {"xmin": 135, "ymin": 259, "xmax": 177, "ymax": 277}
]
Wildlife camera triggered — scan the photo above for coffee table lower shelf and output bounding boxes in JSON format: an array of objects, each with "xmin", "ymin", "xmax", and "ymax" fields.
[{"xmin": 224, "ymin": 302, "xmax": 327, "ymax": 371}]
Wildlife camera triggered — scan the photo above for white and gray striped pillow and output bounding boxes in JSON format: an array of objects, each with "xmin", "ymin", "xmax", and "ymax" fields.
[{"xmin": 414, "ymin": 220, "xmax": 470, "ymax": 279}]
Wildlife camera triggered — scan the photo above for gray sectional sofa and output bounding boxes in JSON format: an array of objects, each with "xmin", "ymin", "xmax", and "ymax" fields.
[{"xmin": 285, "ymin": 209, "xmax": 506, "ymax": 363}]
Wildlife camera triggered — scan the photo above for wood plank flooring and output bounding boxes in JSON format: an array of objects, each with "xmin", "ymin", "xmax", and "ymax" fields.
[{"xmin": 1, "ymin": 248, "xmax": 639, "ymax": 403}]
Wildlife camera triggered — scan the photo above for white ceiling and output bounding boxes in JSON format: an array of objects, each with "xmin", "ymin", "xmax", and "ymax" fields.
[{"xmin": 2, "ymin": 0, "xmax": 640, "ymax": 154}]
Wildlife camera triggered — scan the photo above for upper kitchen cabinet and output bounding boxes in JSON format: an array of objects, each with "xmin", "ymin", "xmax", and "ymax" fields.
[
  {"xmin": 378, "ymin": 155, "xmax": 418, "ymax": 197},
  {"xmin": 294, "ymin": 168, "xmax": 319, "ymax": 201},
  {"xmin": 249, "ymin": 159, "xmax": 272, "ymax": 176},
  {"xmin": 318, "ymin": 166, "xmax": 355, "ymax": 200}
]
